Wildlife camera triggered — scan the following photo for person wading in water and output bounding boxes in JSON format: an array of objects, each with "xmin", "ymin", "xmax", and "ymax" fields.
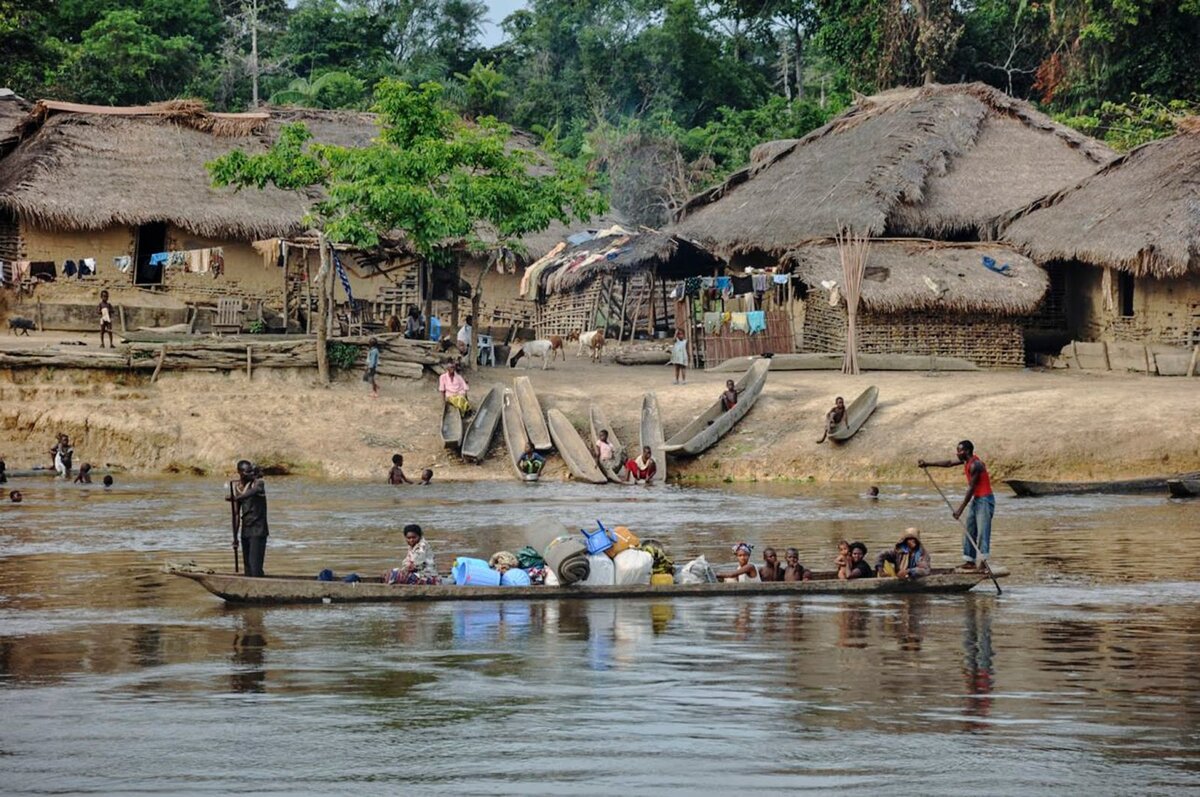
[
  {"xmin": 919, "ymin": 440, "xmax": 994, "ymax": 570},
  {"xmin": 226, "ymin": 460, "xmax": 269, "ymax": 577}
]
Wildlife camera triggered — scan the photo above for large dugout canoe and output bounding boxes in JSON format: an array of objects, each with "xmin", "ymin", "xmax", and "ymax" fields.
[
  {"xmin": 664, "ymin": 358, "xmax": 770, "ymax": 456},
  {"xmin": 513, "ymin": 376, "xmax": 553, "ymax": 452},
  {"xmin": 828, "ymin": 385, "xmax": 879, "ymax": 443},
  {"xmin": 640, "ymin": 391, "xmax": 667, "ymax": 484},
  {"xmin": 168, "ymin": 565, "xmax": 1009, "ymax": 605},
  {"xmin": 546, "ymin": 409, "xmax": 607, "ymax": 484},
  {"xmin": 588, "ymin": 405, "xmax": 626, "ymax": 483},
  {"xmin": 1004, "ymin": 471, "xmax": 1200, "ymax": 497},
  {"xmin": 709, "ymin": 353, "xmax": 979, "ymax": 374},
  {"xmin": 501, "ymin": 388, "xmax": 535, "ymax": 480},
  {"xmin": 1167, "ymin": 478, "xmax": 1200, "ymax": 498},
  {"xmin": 441, "ymin": 402, "xmax": 464, "ymax": 449},
  {"xmin": 460, "ymin": 386, "xmax": 502, "ymax": 463}
]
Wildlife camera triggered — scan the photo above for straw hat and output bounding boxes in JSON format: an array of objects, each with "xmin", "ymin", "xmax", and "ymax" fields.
[{"xmin": 897, "ymin": 527, "xmax": 922, "ymax": 546}]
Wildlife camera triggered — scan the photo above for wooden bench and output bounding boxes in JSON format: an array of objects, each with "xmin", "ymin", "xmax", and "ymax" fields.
[{"xmin": 213, "ymin": 297, "xmax": 244, "ymax": 335}]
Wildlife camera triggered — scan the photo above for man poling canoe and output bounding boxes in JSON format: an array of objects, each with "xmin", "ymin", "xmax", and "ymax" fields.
[
  {"xmin": 918, "ymin": 440, "xmax": 996, "ymax": 571},
  {"xmin": 226, "ymin": 460, "xmax": 269, "ymax": 577}
]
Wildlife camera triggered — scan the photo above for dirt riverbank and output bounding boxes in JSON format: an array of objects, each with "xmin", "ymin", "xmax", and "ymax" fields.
[{"xmin": 1, "ymin": 346, "xmax": 1196, "ymax": 484}]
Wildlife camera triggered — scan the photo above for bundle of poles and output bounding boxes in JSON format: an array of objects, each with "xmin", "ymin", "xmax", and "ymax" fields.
[{"xmin": 836, "ymin": 227, "xmax": 870, "ymax": 376}]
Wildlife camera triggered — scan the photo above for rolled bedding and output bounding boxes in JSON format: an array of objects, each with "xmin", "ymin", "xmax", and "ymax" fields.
[{"xmin": 544, "ymin": 534, "xmax": 591, "ymax": 585}]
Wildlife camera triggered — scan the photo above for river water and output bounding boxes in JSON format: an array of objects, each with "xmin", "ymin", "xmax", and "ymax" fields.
[{"xmin": 1, "ymin": 477, "xmax": 1198, "ymax": 794}]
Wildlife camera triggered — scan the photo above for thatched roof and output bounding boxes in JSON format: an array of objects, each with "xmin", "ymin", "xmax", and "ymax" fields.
[
  {"xmin": 0, "ymin": 89, "xmax": 31, "ymax": 150},
  {"xmin": 525, "ymin": 228, "xmax": 721, "ymax": 297},
  {"xmin": 673, "ymin": 83, "xmax": 1113, "ymax": 256},
  {"xmin": 787, "ymin": 240, "xmax": 1048, "ymax": 316},
  {"xmin": 1002, "ymin": 123, "xmax": 1200, "ymax": 278},
  {"xmin": 0, "ymin": 99, "xmax": 609, "ymax": 252}
]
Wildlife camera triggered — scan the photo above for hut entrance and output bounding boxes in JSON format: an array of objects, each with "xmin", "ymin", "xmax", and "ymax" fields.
[
  {"xmin": 1118, "ymin": 272, "xmax": 1136, "ymax": 317},
  {"xmin": 134, "ymin": 222, "xmax": 167, "ymax": 285}
]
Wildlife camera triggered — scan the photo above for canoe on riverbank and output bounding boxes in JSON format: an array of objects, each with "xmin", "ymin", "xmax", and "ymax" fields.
[
  {"xmin": 460, "ymin": 386, "xmax": 502, "ymax": 463},
  {"xmin": 588, "ymin": 405, "xmax": 626, "ymax": 483},
  {"xmin": 513, "ymin": 376, "xmax": 552, "ymax": 452},
  {"xmin": 640, "ymin": 391, "xmax": 666, "ymax": 484},
  {"xmin": 828, "ymin": 385, "xmax": 878, "ymax": 443},
  {"xmin": 546, "ymin": 409, "xmax": 607, "ymax": 484},
  {"xmin": 501, "ymin": 388, "xmax": 534, "ymax": 480},
  {"xmin": 441, "ymin": 402, "xmax": 463, "ymax": 449},
  {"xmin": 709, "ymin": 353, "xmax": 979, "ymax": 374},
  {"xmin": 1005, "ymin": 471, "xmax": 1200, "ymax": 497},
  {"xmin": 664, "ymin": 358, "xmax": 770, "ymax": 456},
  {"xmin": 167, "ymin": 565, "xmax": 1008, "ymax": 605},
  {"xmin": 1167, "ymin": 479, "xmax": 1200, "ymax": 498}
]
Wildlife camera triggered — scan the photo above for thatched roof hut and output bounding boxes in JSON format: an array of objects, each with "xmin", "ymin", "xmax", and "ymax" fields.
[
  {"xmin": 0, "ymin": 90, "xmax": 30, "ymax": 150},
  {"xmin": 673, "ymin": 83, "xmax": 1112, "ymax": 256},
  {"xmin": 1003, "ymin": 122, "xmax": 1200, "ymax": 278},
  {"xmin": 787, "ymin": 241, "xmax": 1049, "ymax": 316}
]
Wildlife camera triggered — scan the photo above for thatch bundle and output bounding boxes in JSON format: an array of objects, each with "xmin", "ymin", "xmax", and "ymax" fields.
[
  {"xmin": 1002, "ymin": 126, "xmax": 1200, "ymax": 278},
  {"xmin": 672, "ymin": 83, "xmax": 1112, "ymax": 256},
  {"xmin": 788, "ymin": 240, "xmax": 1048, "ymax": 316},
  {"xmin": 0, "ymin": 90, "xmax": 31, "ymax": 150}
]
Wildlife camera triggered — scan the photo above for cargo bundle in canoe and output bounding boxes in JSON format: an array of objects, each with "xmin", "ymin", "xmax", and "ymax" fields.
[
  {"xmin": 640, "ymin": 391, "xmax": 667, "ymax": 484},
  {"xmin": 664, "ymin": 358, "xmax": 770, "ymax": 456},
  {"xmin": 1005, "ymin": 471, "xmax": 1200, "ymax": 497},
  {"xmin": 828, "ymin": 385, "xmax": 878, "ymax": 443},
  {"xmin": 546, "ymin": 409, "xmax": 607, "ymax": 484},
  {"xmin": 588, "ymin": 405, "xmax": 626, "ymax": 483},
  {"xmin": 460, "ymin": 386, "xmax": 502, "ymax": 463},
  {"xmin": 167, "ymin": 565, "xmax": 1008, "ymax": 605},
  {"xmin": 513, "ymin": 376, "xmax": 552, "ymax": 452}
]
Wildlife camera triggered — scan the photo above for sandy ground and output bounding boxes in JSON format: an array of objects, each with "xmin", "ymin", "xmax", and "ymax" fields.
[{"xmin": 1, "ymin": 336, "xmax": 1197, "ymax": 484}]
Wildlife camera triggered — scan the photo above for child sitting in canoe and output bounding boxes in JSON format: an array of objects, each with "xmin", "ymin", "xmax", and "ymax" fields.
[
  {"xmin": 834, "ymin": 540, "xmax": 850, "ymax": 571},
  {"xmin": 518, "ymin": 443, "xmax": 545, "ymax": 476},
  {"xmin": 716, "ymin": 542, "xmax": 760, "ymax": 582},
  {"xmin": 783, "ymin": 548, "xmax": 810, "ymax": 581},
  {"xmin": 816, "ymin": 397, "xmax": 847, "ymax": 443},
  {"xmin": 385, "ymin": 524, "xmax": 441, "ymax": 585},
  {"xmin": 759, "ymin": 547, "xmax": 783, "ymax": 581},
  {"xmin": 720, "ymin": 380, "xmax": 740, "ymax": 411}
]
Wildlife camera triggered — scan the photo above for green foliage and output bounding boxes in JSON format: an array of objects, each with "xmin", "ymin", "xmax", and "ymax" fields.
[
  {"xmin": 326, "ymin": 341, "xmax": 361, "ymax": 370},
  {"xmin": 248, "ymin": 319, "xmax": 267, "ymax": 334},
  {"xmin": 452, "ymin": 60, "xmax": 510, "ymax": 119},
  {"xmin": 1056, "ymin": 94, "xmax": 1199, "ymax": 151},
  {"xmin": 269, "ymin": 71, "xmax": 365, "ymax": 109},
  {"xmin": 210, "ymin": 79, "xmax": 605, "ymax": 258}
]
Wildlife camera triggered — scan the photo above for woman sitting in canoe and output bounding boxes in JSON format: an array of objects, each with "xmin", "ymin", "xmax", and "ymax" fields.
[
  {"xmin": 816, "ymin": 397, "xmax": 847, "ymax": 443},
  {"xmin": 838, "ymin": 542, "xmax": 874, "ymax": 580},
  {"xmin": 385, "ymin": 524, "xmax": 441, "ymax": 585},
  {"xmin": 716, "ymin": 542, "xmax": 760, "ymax": 582},
  {"xmin": 894, "ymin": 529, "xmax": 931, "ymax": 580}
]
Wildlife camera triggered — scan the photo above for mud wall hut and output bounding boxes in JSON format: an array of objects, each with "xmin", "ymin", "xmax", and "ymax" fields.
[
  {"xmin": 1003, "ymin": 122, "xmax": 1200, "ymax": 349},
  {"xmin": 789, "ymin": 241, "xmax": 1049, "ymax": 367}
]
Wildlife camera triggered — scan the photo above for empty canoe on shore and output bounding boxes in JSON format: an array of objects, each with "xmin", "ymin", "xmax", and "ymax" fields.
[
  {"xmin": 546, "ymin": 409, "xmax": 607, "ymax": 484},
  {"xmin": 828, "ymin": 385, "xmax": 879, "ymax": 443},
  {"xmin": 501, "ymin": 388, "xmax": 534, "ymax": 480},
  {"xmin": 1005, "ymin": 471, "xmax": 1200, "ymax": 497},
  {"xmin": 664, "ymin": 358, "xmax": 770, "ymax": 456},
  {"xmin": 588, "ymin": 405, "xmax": 626, "ymax": 483},
  {"xmin": 709, "ymin": 353, "xmax": 978, "ymax": 373},
  {"xmin": 441, "ymin": 402, "xmax": 464, "ymax": 449},
  {"xmin": 1167, "ymin": 479, "xmax": 1200, "ymax": 498},
  {"xmin": 460, "ymin": 386, "xmax": 502, "ymax": 463},
  {"xmin": 513, "ymin": 376, "xmax": 552, "ymax": 452},
  {"xmin": 640, "ymin": 391, "xmax": 667, "ymax": 484},
  {"xmin": 167, "ymin": 565, "xmax": 1008, "ymax": 605}
]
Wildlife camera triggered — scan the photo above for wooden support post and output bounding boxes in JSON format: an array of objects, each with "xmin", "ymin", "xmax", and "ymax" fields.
[
  {"xmin": 246, "ymin": 345, "xmax": 253, "ymax": 379},
  {"xmin": 35, "ymin": 298, "xmax": 43, "ymax": 331},
  {"xmin": 1188, "ymin": 344, "xmax": 1199, "ymax": 377},
  {"xmin": 1102, "ymin": 341, "xmax": 1111, "ymax": 371},
  {"xmin": 617, "ymin": 277, "xmax": 630, "ymax": 344},
  {"xmin": 151, "ymin": 345, "xmax": 167, "ymax": 383},
  {"xmin": 119, "ymin": 304, "xmax": 127, "ymax": 333},
  {"xmin": 315, "ymin": 233, "xmax": 331, "ymax": 384}
]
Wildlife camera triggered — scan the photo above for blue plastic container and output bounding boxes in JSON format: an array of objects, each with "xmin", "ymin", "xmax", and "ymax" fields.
[
  {"xmin": 453, "ymin": 557, "xmax": 502, "ymax": 587},
  {"xmin": 428, "ymin": 316, "xmax": 442, "ymax": 341},
  {"xmin": 582, "ymin": 521, "xmax": 614, "ymax": 555},
  {"xmin": 500, "ymin": 568, "xmax": 532, "ymax": 587}
]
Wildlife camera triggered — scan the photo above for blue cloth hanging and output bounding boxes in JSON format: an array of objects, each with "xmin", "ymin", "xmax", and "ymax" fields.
[
  {"xmin": 333, "ymin": 251, "xmax": 354, "ymax": 302},
  {"xmin": 149, "ymin": 252, "xmax": 169, "ymax": 266},
  {"xmin": 747, "ymin": 311, "xmax": 767, "ymax": 335}
]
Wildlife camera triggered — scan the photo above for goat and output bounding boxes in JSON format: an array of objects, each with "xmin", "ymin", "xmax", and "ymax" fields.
[
  {"xmin": 508, "ymin": 337, "xmax": 563, "ymax": 370},
  {"xmin": 8, "ymin": 317, "xmax": 35, "ymax": 336},
  {"xmin": 575, "ymin": 328, "xmax": 605, "ymax": 363}
]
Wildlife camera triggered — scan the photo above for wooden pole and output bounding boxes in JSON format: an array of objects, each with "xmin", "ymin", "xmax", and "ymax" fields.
[
  {"xmin": 151, "ymin": 345, "xmax": 167, "ymax": 382},
  {"xmin": 119, "ymin": 304, "xmax": 127, "ymax": 333},
  {"xmin": 246, "ymin": 345, "xmax": 253, "ymax": 380},
  {"xmin": 315, "ymin": 233, "xmax": 331, "ymax": 383},
  {"xmin": 1188, "ymin": 344, "xmax": 1199, "ymax": 377},
  {"xmin": 35, "ymin": 298, "xmax": 43, "ymax": 331}
]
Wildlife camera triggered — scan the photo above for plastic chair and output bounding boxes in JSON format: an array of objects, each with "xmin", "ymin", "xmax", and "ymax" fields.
[{"xmin": 476, "ymin": 334, "xmax": 496, "ymax": 366}]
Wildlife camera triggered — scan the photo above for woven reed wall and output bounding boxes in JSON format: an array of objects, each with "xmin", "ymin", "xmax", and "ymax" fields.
[
  {"xmin": 536, "ymin": 282, "xmax": 604, "ymax": 337},
  {"xmin": 801, "ymin": 294, "xmax": 1026, "ymax": 367}
]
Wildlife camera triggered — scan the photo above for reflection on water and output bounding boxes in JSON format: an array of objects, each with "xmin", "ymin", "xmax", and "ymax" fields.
[{"xmin": 1, "ymin": 478, "xmax": 1199, "ymax": 792}]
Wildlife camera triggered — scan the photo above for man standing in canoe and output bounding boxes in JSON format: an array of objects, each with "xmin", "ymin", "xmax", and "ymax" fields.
[
  {"xmin": 919, "ymin": 440, "xmax": 994, "ymax": 570},
  {"xmin": 226, "ymin": 460, "xmax": 269, "ymax": 577}
]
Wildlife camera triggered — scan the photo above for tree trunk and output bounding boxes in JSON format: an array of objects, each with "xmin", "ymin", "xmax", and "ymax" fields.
[
  {"xmin": 315, "ymin": 233, "xmax": 330, "ymax": 383},
  {"xmin": 249, "ymin": 0, "xmax": 260, "ymax": 108},
  {"xmin": 794, "ymin": 31, "xmax": 805, "ymax": 100}
]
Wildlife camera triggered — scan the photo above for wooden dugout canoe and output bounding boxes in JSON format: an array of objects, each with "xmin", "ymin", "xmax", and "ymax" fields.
[
  {"xmin": 441, "ymin": 401, "xmax": 463, "ymax": 450},
  {"xmin": 1005, "ymin": 471, "xmax": 1200, "ymax": 497},
  {"xmin": 588, "ymin": 405, "xmax": 626, "ymax": 483},
  {"xmin": 1167, "ymin": 478, "xmax": 1200, "ymax": 498},
  {"xmin": 640, "ymin": 391, "xmax": 667, "ymax": 484},
  {"xmin": 709, "ymin": 353, "xmax": 979, "ymax": 374},
  {"xmin": 828, "ymin": 385, "xmax": 878, "ymax": 443},
  {"xmin": 513, "ymin": 376, "xmax": 553, "ymax": 452},
  {"xmin": 167, "ymin": 565, "xmax": 1009, "ymax": 605},
  {"xmin": 460, "ymin": 386, "xmax": 502, "ymax": 463},
  {"xmin": 501, "ymin": 388, "xmax": 536, "ymax": 480},
  {"xmin": 664, "ymin": 358, "xmax": 770, "ymax": 456},
  {"xmin": 546, "ymin": 409, "xmax": 608, "ymax": 484}
]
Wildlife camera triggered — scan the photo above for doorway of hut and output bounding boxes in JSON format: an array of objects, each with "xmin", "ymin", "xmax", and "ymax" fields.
[{"xmin": 134, "ymin": 222, "xmax": 167, "ymax": 286}]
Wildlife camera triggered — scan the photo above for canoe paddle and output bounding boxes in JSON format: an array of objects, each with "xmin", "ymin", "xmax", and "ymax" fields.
[
  {"xmin": 229, "ymin": 480, "xmax": 240, "ymax": 574},
  {"xmin": 921, "ymin": 466, "xmax": 1002, "ymax": 595}
]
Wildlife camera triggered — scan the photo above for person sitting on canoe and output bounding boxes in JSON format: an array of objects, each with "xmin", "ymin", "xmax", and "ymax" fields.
[
  {"xmin": 594, "ymin": 429, "xmax": 620, "ymax": 472},
  {"xmin": 834, "ymin": 540, "xmax": 851, "ymax": 571},
  {"xmin": 782, "ymin": 548, "xmax": 810, "ymax": 581},
  {"xmin": 624, "ymin": 446, "xmax": 657, "ymax": 484},
  {"xmin": 438, "ymin": 361, "xmax": 471, "ymax": 416},
  {"xmin": 518, "ymin": 442, "xmax": 545, "ymax": 476},
  {"xmin": 838, "ymin": 541, "xmax": 874, "ymax": 580},
  {"xmin": 759, "ymin": 547, "xmax": 783, "ymax": 581},
  {"xmin": 894, "ymin": 528, "xmax": 931, "ymax": 580},
  {"xmin": 716, "ymin": 542, "xmax": 760, "ymax": 582},
  {"xmin": 816, "ymin": 397, "xmax": 847, "ymax": 444},
  {"xmin": 388, "ymin": 454, "xmax": 412, "ymax": 485},
  {"xmin": 385, "ymin": 524, "xmax": 441, "ymax": 585},
  {"xmin": 720, "ymin": 379, "xmax": 741, "ymax": 411}
]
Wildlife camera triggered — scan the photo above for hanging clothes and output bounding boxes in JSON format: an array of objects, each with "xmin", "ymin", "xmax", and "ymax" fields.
[
  {"xmin": 149, "ymin": 252, "xmax": 169, "ymax": 266},
  {"xmin": 730, "ymin": 312, "xmax": 750, "ymax": 333},
  {"xmin": 210, "ymin": 249, "xmax": 224, "ymax": 278},
  {"xmin": 14, "ymin": 260, "xmax": 31, "ymax": 282},
  {"xmin": 747, "ymin": 311, "xmax": 767, "ymax": 335},
  {"xmin": 731, "ymin": 275, "xmax": 753, "ymax": 295},
  {"xmin": 114, "ymin": 256, "xmax": 132, "ymax": 273},
  {"xmin": 772, "ymin": 274, "xmax": 789, "ymax": 285},
  {"xmin": 81, "ymin": 258, "xmax": 96, "ymax": 276},
  {"xmin": 703, "ymin": 312, "xmax": 723, "ymax": 334},
  {"xmin": 29, "ymin": 261, "xmax": 56, "ymax": 281},
  {"xmin": 752, "ymin": 273, "xmax": 768, "ymax": 293},
  {"xmin": 62, "ymin": 260, "xmax": 77, "ymax": 278}
]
